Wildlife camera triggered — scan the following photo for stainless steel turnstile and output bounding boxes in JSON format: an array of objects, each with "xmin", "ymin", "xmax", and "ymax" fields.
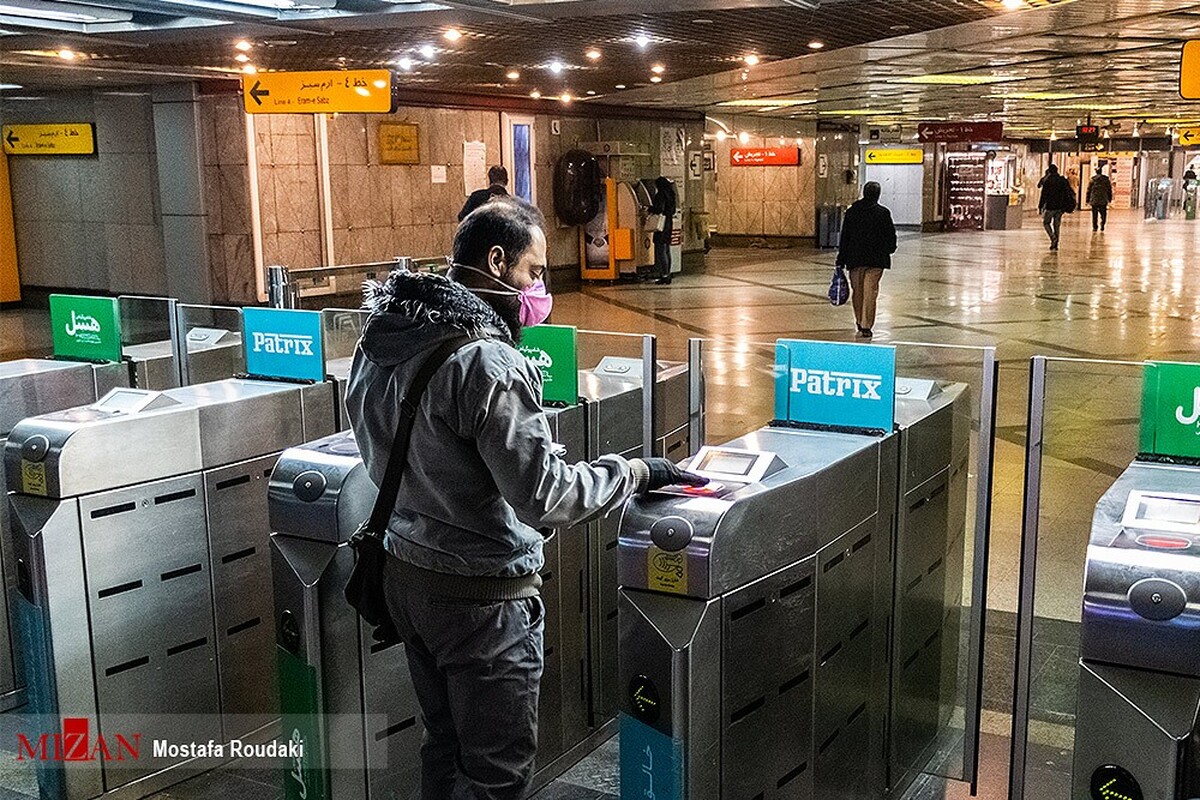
[
  {"xmin": 0, "ymin": 358, "xmax": 131, "ymax": 713},
  {"xmin": 4, "ymin": 379, "xmax": 335, "ymax": 800},
  {"xmin": 122, "ymin": 327, "xmax": 242, "ymax": 390},
  {"xmin": 269, "ymin": 400, "xmax": 596, "ymax": 799},
  {"xmin": 616, "ymin": 379, "xmax": 969, "ymax": 800},
  {"xmin": 1071, "ymin": 461, "xmax": 1200, "ymax": 800}
]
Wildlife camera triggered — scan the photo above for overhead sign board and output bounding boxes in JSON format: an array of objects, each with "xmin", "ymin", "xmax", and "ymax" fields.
[
  {"xmin": 1181, "ymin": 41, "xmax": 1200, "ymax": 99},
  {"xmin": 2, "ymin": 124, "xmax": 95, "ymax": 156},
  {"xmin": 242, "ymin": 307, "xmax": 325, "ymax": 382},
  {"xmin": 730, "ymin": 147, "xmax": 800, "ymax": 166},
  {"xmin": 1179, "ymin": 128, "xmax": 1200, "ymax": 146},
  {"xmin": 1140, "ymin": 361, "xmax": 1200, "ymax": 461},
  {"xmin": 864, "ymin": 148, "xmax": 924, "ymax": 165},
  {"xmin": 917, "ymin": 122, "xmax": 1004, "ymax": 143},
  {"xmin": 518, "ymin": 324, "xmax": 578, "ymax": 405},
  {"xmin": 242, "ymin": 70, "xmax": 392, "ymax": 114},
  {"xmin": 774, "ymin": 339, "xmax": 896, "ymax": 433},
  {"xmin": 1077, "ymin": 124, "xmax": 1101, "ymax": 142},
  {"xmin": 50, "ymin": 294, "xmax": 123, "ymax": 363}
]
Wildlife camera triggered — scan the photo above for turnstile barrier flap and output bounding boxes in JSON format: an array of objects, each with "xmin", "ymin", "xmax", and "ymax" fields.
[{"xmin": 4, "ymin": 389, "xmax": 202, "ymax": 499}]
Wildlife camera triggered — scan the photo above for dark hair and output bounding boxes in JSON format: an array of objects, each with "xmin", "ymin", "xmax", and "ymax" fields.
[
  {"xmin": 452, "ymin": 197, "xmax": 545, "ymax": 270},
  {"xmin": 1047, "ymin": 163, "xmax": 1059, "ymax": 174},
  {"xmin": 488, "ymin": 165, "xmax": 508, "ymax": 185},
  {"xmin": 863, "ymin": 181, "xmax": 882, "ymax": 202}
]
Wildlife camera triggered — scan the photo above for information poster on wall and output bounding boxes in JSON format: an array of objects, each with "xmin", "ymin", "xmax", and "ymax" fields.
[
  {"xmin": 431, "ymin": 165, "xmax": 447, "ymax": 184},
  {"xmin": 378, "ymin": 122, "xmax": 420, "ymax": 165},
  {"xmin": 1111, "ymin": 155, "xmax": 1135, "ymax": 209},
  {"xmin": 660, "ymin": 126, "xmax": 687, "ymax": 205},
  {"xmin": 463, "ymin": 140, "xmax": 487, "ymax": 196}
]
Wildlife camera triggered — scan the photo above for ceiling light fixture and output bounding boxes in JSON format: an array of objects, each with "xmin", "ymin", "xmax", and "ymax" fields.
[
  {"xmin": 615, "ymin": 84, "xmax": 626, "ymax": 89},
  {"xmin": 549, "ymin": 60, "xmax": 564, "ymax": 74},
  {"xmin": 506, "ymin": 70, "xmax": 520, "ymax": 80},
  {"xmin": 807, "ymin": 41, "xmax": 825, "ymax": 50},
  {"xmin": 744, "ymin": 54, "xmax": 760, "ymax": 66},
  {"xmin": 0, "ymin": 83, "xmax": 21, "ymax": 90},
  {"xmin": 443, "ymin": 28, "xmax": 462, "ymax": 42},
  {"xmin": 235, "ymin": 53, "xmax": 250, "ymax": 63},
  {"xmin": 530, "ymin": 89, "xmax": 542, "ymax": 99},
  {"xmin": 587, "ymin": 90, "xmax": 596, "ymax": 95},
  {"xmin": 650, "ymin": 76, "xmax": 663, "ymax": 83},
  {"xmin": 419, "ymin": 45, "xmax": 436, "ymax": 59},
  {"xmin": 242, "ymin": 64, "xmax": 258, "ymax": 74},
  {"xmin": 0, "ymin": 1, "xmax": 129, "ymax": 23},
  {"xmin": 1001, "ymin": 0, "xmax": 1026, "ymax": 9},
  {"xmin": 57, "ymin": 48, "xmax": 76, "ymax": 60},
  {"xmin": 235, "ymin": 40, "xmax": 252, "ymax": 51},
  {"xmin": 397, "ymin": 57, "xmax": 413, "ymax": 70},
  {"xmin": 651, "ymin": 64, "xmax": 665, "ymax": 74},
  {"xmin": 586, "ymin": 49, "xmax": 601, "ymax": 60},
  {"xmin": 635, "ymin": 34, "xmax": 650, "ymax": 48},
  {"xmin": 738, "ymin": 131, "xmax": 751, "ymax": 144},
  {"xmin": 715, "ymin": 130, "xmax": 727, "ymax": 141},
  {"xmin": 560, "ymin": 92, "xmax": 572, "ymax": 104}
]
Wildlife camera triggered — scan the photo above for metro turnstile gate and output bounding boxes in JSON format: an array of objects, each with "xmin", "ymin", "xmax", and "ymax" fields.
[
  {"xmin": 616, "ymin": 379, "xmax": 970, "ymax": 800},
  {"xmin": 0, "ymin": 358, "xmax": 131, "ymax": 713},
  {"xmin": 4, "ymin": 379, "xmax": 335, "ymax": 800},
  {"xmin": 122, "ymin": 327, "xmax": 242, "ymax": 390},
  {"xmin": 269, "ymin": 402, "xmax": 597, "ymax": 800},
  {"xmin": 1071, "ymin": 460, "xmax": 1200, "ymax": 800}
]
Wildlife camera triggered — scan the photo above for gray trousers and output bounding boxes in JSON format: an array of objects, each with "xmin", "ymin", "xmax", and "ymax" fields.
[
  {"xmin": 383, "ymin": 558, "xmax": 545, "ymax": 800},
  {"xmin": 1042, "ymin": 210, "xmax": 1064, "ymax": 246}
]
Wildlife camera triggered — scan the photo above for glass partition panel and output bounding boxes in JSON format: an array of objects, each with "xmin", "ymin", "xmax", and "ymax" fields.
[
  {"xmin": 175, "ymin": 304, "xmax": 245, "ymax": 385},
  {"xmin": 1010, "ymin": 357, "xmax": 1150, "ymax": 800},
  {"xmin": 697, "ymin": 337, "xmax": 779, "ymax": 446},
  {"xmin": 117, "ymin": 295, "xmax": 175, "ymax": 347},
  {"xmin": 118, "ymin": 295, "xmax": 180, "ymax": 389}
]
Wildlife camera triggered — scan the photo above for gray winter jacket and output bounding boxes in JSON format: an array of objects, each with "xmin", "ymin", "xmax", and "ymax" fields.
[{"xmin": 345, "ymin": 270, "xmax": 638, "ymax": 579}]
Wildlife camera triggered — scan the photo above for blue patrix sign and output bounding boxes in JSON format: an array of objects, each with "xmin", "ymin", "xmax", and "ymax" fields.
[
  {"xmin": 775, "ymin": 339, "xmax": 896, "ymax": 431},
  {"xmin": 620, "ymin": 714, "xmax": 682, "ymax": 800},
  {"xmin": 243, "ymin": 307, "xmax": 325, "ymax": 382}
]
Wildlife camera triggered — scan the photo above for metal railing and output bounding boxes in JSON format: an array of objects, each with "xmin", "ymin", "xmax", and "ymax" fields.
[{"xmin": 267, "ymin": 256, "xmax": 451, "ymax": 309}]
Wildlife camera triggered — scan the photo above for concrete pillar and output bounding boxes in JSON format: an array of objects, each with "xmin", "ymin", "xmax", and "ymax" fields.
[{"xmin": 151, "ymin": 82, "xmax": 213, "ymax": 303}]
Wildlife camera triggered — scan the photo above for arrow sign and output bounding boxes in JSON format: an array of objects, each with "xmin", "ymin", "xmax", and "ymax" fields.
[
  {"xmin": 249, "ymin": 81, "xmax": 270, "ymax": 106},
  {"xmin": 729, "ymin": 147, "xmax": 800, "ymax": 166},
  {"xmin": 1179, "ymin": 127, "xmax": 1200, "ymax": 145},
  {"xmin": 4, "ymin": 130, "xmax": 16, "ymax": 148},
  {"xmin": 2, "ymin": 123, "xmax": 94, "ymax": 155},
  {"xmin": 242, "ymin": 69, "xmax": 392, "ymax": 114},
  {"xmin": 864, "ymin": 148, "xmax": 923, "ymax": 165}
]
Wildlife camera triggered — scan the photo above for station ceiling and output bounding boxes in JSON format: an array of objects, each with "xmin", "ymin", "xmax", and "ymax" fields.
[{"xmin": 0, "ymin": 0, "xmax": 1198, "ymax": 138}]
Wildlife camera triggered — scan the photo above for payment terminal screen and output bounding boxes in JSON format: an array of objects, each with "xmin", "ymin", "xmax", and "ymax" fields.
[
  {"xmin": 1137, "ymin": 495, "xmax": 1200, "ymax": 526},
  {"xmin": 97, "ymin": 390, "xmax": 148, "ymax": 412},
  {"xmin": 697, "ymin": 450, "xmax": 758, "ymax": 477}
]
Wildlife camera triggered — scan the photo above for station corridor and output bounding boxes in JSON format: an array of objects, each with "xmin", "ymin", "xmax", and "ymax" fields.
[{"xmin": 1, "ymin": 207, "xmax": 1196, "ymax": 799}]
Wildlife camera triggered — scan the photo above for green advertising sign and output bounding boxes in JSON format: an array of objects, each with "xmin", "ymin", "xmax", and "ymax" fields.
[
  {"xmin": 49, "ymin": 294, "xmax": 123, "ymax": 363},
  {"xmin": 518, "ymin": 324, "xmax": 579, "ymax": 405},
  {"xmin": 1140, "ymin": 361, "xmax": 1200, "ymax": 460}
]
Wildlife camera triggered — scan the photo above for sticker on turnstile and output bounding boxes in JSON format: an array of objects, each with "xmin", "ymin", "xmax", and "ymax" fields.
[
  {"xmin": 647, "ymin": 546, "xmax": 687, "ymax": 594},
  {"xmin": 21, "ymin": 460, "xmax": 47, "ymax": 497}
]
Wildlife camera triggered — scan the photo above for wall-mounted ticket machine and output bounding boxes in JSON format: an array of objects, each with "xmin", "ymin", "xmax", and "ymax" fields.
[{"xmin": 1072, "ymin": 362, "xmax": 1200, "ymax": 800}]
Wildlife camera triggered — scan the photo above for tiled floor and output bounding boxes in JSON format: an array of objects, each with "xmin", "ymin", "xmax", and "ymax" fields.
[{"xmin": 2, "ymin": 207, "xmax": 1198, "ymax": 798}]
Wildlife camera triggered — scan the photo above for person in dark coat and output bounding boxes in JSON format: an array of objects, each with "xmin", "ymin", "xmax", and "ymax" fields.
[
  {"xmin": 1086, "ymin": 166, "xmax": 1113, "ymax": 232},
  {"xmin": 1038, "ymin": 163, "xmax": 1075, "ymax": 250},
  {"xmin": 458, "ymin": 165, "xmax": 510, "ymax": 221},
  {"xmin": 649, "ymin": 176, "xmax": 678, "ymax": 285},
  {"xmin": 837, "ymin": 181, "xmax": 897, "ymax": 338}
]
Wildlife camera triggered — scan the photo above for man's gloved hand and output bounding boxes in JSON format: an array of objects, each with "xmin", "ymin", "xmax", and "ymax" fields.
[{"xmin": 630, "ymin": 458, "xmax": 709, "ymax": 493}]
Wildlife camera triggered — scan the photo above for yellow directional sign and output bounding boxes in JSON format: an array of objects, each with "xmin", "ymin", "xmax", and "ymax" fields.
[
  {"xmin": 1179, "ymin": 127, "xmax": 1200, "ymax": 147},
  {"xmin": 2, "ymin": 124, "xmax": 95, "ymax": 155},
  {"xmin": 1182, "ymin": 41, "xmax": 1200, "ymax": 99},
  {"xmin": 242, "ymin": 70, "xmax": 392, "ymax": 114},
  {"xmin": 864, "ymin": 148, "xmax": 923, "ymax": 165}
]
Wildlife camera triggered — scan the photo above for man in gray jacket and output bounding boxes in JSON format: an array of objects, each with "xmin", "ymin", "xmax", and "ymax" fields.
[{"xmin": 345, "ymin": 199, "xmax": 704, "ymax": 799}]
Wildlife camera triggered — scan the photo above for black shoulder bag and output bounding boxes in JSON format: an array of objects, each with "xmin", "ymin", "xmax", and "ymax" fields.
[{"xmin": 344, "ymin": 334, "xmax": 477, "ymax": 645}]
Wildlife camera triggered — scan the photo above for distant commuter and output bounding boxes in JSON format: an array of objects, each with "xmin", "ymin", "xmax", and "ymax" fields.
[
  {"xmin": 1186, "ymin": 167, "xmax": 1198, "ymax": 183},
  {"xmin": 648, "ymin": 176, "xmax": 678, "ymax": 285},
  {"xmin": 1087, "ymin": 167, "xmax": 1113, "ymax": 232},
  {"xmin": 1038, "ymin": 164, "xmax": 1075, "ymax": 251},
  {"xmin": 837, "ymin": 181, "xmax": 897, "ymax": 339},
  {"xmin": 458, "ymin": 165, "xmax": 510, "ymax": 221}
]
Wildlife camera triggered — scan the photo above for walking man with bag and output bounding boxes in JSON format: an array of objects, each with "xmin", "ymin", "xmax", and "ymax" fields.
[
  {"xmin": 345, "ymin": 199, "xmax": 706, "ymax": 800},
  {"xmin": 1038, "ymin": 163, "xmax": 1076, "ymax": 250},
  {"xmin": 837, "ymin": 181, "xmax": 897, "ymax": 339}
]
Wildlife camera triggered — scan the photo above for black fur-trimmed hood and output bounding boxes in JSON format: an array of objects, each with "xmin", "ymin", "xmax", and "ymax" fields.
[{"xmin": 359, "ymin": 270, "xmax": 512, "ymax": 367}]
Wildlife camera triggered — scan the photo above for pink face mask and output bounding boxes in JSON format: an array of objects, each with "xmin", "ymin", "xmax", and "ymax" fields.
[{"xmin": 456, "ymin": 263, "xmax": 554, "ymax": 328}]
